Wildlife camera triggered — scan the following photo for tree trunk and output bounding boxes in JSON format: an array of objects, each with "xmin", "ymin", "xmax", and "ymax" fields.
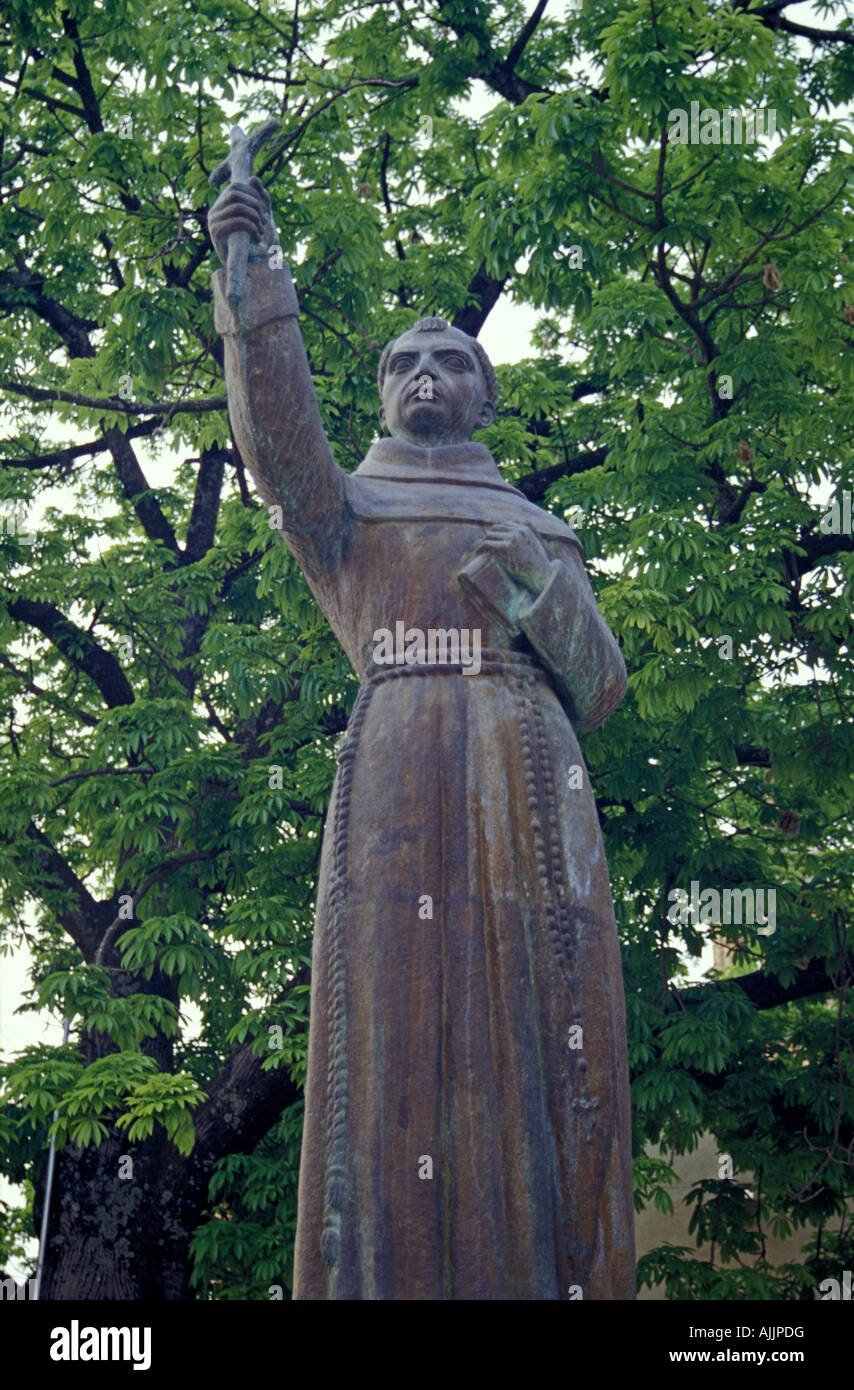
[
  {"xmin": 35, "ymin": 1132, "xmax": 203, "ymax": 1301},
  {"xmin": 32, "ymin": 963, "xmax": 304, "ymax": 1300}
]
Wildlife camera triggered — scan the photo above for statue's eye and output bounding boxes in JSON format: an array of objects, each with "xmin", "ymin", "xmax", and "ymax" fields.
[
  {"xmin": 438, "ymin": 352, "xmax": 471, "ymax": 371},
  {"xmin": 390, "ymin": 354, "xmax": 417, "ymax": 373}
]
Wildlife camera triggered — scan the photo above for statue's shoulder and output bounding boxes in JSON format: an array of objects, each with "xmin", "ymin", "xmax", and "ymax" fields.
[{"xmin": 344, "ymin": 470, "xmax": 582, "ymax": 553}]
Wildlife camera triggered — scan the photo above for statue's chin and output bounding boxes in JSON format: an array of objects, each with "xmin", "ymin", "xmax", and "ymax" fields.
[{"xmin": 391, "ymin": 409, "xmax": 472, "ymax": 448}]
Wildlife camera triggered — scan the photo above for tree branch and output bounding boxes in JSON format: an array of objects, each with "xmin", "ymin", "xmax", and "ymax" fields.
[
  {"xmin": 1, "ymin": 380, "xmax": 226, "ymax": 416},
  {"xmin": 504, "ymin": 0, "xmax": 550, "ymax": 72},
  {"xmin": 759, "ymin": 12, "xmax": 854, "ymax": 45},
  {"xmin": 106, "ymin": 426, "xmax": 181, "ymax": 556},
  {"xmin": 6, "ymin": 597, "xmax": 134, "ymax": 708},
  {"xmin": 734, "ymin": 743, "xmax": 771, "ymax": 767},
  {"xmin": 3, "ymin": 422, "xmax": 159, "ymax": 474},
  {"xmin": 727, "ymin": 953, "xmax": 853, "ymax": 1010},
  {"xmin": 183, "ymin": 447, "xmax": 226, "ymax": 563},
  {"xmin": 0, "ymin": 264, "xmax": 96, "ymax": 359},
  {"xmin": 790, "ymin": 529, "xmax": 854, "ymax": 578},
  {"xmin": 515, "ymin": 445, "xmax": 610, "ymax": 501},
  {"xmin": 12, "ymin": 823, "xmax": 111, "ymax": 958},
  {"xmin": 184, "ymin": 968, "xmax": 309, "ymax": 1173},
  {"xmin": 452, "ymin": 259, "xmax": 508, "ymax": 337},
  {"xmin": 435, "ymin": 0, "xmax": 551, "ymax": 104}
]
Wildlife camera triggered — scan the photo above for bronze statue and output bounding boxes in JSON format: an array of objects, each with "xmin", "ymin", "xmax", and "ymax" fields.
[{"xmin": 209, "ymin": 157, "xmax": 635, "ymax": 1300}]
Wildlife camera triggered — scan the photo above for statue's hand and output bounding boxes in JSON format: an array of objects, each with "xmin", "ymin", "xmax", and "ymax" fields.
[
  {"xmin": 208, "ymin": 176, "xmax": 275, "ymax": 266},
  {"xmin": 475, "ymin": 522, "xmax": 553, "ymax": 596}
]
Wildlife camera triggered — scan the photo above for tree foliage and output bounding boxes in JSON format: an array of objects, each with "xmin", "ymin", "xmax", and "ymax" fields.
[{"xmin": 0, "ymin": 0, "xmax": 852, "ymax": 1298}]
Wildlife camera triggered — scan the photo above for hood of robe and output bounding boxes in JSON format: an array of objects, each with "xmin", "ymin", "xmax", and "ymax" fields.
[{"xmin": 348, "ymin": 437, "xmax": 582, "ymax": 549}]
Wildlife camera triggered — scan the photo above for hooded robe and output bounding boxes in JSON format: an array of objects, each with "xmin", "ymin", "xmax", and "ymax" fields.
[{"xmin": 214, "ymin": 263, "xmax": 636, "ymax": 1300}]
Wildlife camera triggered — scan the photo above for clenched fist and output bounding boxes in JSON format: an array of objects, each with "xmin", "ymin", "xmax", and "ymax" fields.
[{"xmin": 208, "ymin": 175, "xmax": 275, "ymax": 266}]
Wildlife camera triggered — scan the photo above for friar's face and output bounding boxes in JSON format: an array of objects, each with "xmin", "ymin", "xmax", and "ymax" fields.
[{"xmin": 380, "ymin": 327, "xmax": 495, "ymax": 446}]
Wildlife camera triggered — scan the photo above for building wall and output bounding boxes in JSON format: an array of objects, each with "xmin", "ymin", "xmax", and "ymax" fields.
[{"xmin": 635, "ymin": 1133, "xmax": 810, "ymax": 1299}]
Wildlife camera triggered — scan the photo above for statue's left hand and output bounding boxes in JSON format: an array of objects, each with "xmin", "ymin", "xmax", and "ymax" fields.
[{"xmin": 475, "ymin": 522, "xmax": 553, "ymax": 596}]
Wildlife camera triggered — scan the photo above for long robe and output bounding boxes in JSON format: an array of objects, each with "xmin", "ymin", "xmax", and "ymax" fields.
[{"xmin": 214, "ymin": 264, "xmax": 636, "ymax": 1300}]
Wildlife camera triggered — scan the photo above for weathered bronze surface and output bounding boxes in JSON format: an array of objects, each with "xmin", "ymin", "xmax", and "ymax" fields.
[{"xmin": 210, "ymin": 178, "xmax": 636, "ymax": 1300}]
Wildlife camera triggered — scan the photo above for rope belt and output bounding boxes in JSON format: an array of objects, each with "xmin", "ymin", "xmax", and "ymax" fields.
[{"xmin": 360, "ymin": 647, "xmax": 552, "ymax": 687}]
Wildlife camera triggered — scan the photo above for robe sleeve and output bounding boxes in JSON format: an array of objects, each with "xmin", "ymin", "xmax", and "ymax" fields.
[
  {"xmin": 212, "ymin": 261, "xmax": 347, "ymax": 580},
  {"xmin": 517, "ymin": 541, "xmax": 627, "ymax": 733}
]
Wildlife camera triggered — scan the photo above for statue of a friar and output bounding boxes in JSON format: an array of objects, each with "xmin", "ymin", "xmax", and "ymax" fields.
[{"xmin": 209, "ymin": 166, "xmax": 635, "ymax": 1301}]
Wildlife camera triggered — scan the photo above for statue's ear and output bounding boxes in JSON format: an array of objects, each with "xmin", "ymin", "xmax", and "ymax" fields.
[
  {"xmin": 379, "ymin": 405, "xmax": 387, "ymax": 431},
  {"xmin": 478, "ymin": 401, "xmax": 496, "ymax": 428}
]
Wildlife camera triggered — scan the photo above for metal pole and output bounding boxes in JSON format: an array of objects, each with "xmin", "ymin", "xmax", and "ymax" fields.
[{"xmin": 34, "ymin": 1016, "xmax": 70, "ymax": 1301}]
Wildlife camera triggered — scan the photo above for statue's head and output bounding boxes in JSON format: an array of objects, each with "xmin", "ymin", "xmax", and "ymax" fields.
[{"xmin": 378, "ymin": 317, "xmax": 498, "ymax": 446}]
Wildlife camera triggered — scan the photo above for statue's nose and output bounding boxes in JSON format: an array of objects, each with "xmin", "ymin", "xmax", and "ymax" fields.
[{"xmin": 408, "ymin": 364, "xmax": 435, "ymax": 392}]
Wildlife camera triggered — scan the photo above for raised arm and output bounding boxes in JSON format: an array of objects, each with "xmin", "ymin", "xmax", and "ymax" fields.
[{"xmin": 209, "ymin": 176, "xmax": 346, "ymax": 577}]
